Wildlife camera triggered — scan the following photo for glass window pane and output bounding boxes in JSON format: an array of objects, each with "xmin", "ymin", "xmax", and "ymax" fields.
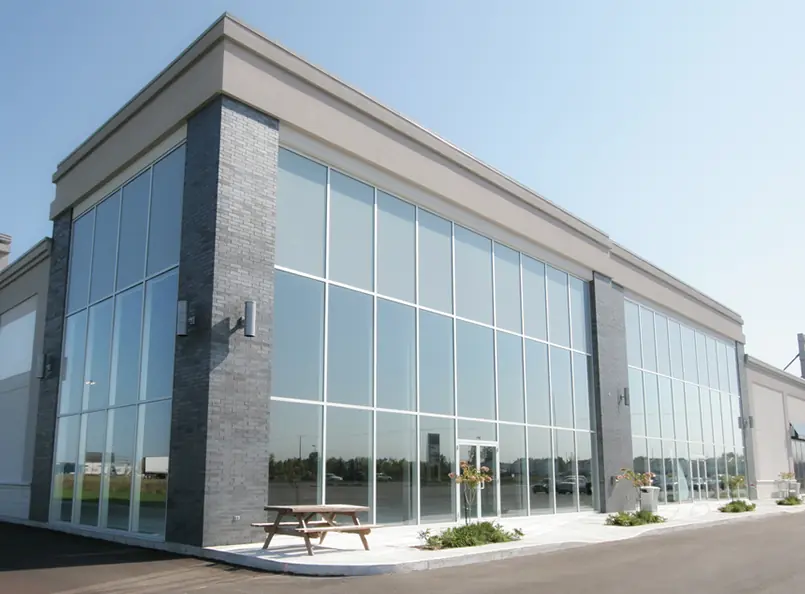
[
  {"xmin": 376, "ymin": 412, "xmax": 416, "ymax": 524},
  {"xmin": 525, "ymin": 340, "xmax": 550, "ymax": 426},
  {"xmin": 672, "ymin": 379, "xmax": 687, "ymax": 441},
  {"xmin": 574, "ymin": 353, "xmax": 592, "ymax": 431},
  {"xmin": 329, "ymin": 170, "xmax": 374, "ymax": 290},
  {"xmin": 528, "ymin": 426, "xmax": 554, "ymax": 514},
  {"xmin": 494, "ymin": 244, "xmax": 522, "ymax": 333},
  {"xmin": 376, "ymin": 299, "xmax": 415, "ymax": 411},
  {"xmin": 327, "ymin": 286, "xmax": 373, "ymax": 406},
  {"xmin": 116, "ymin": 169, "xmax": 151, "ymax": 290},
  {"xmin": 499, "ymin": 426, "xmax": 527, "ymax": 517},
  {"xmin": 268, "ymin": 400, "xmax": 322, "ymax": 507},
  {"xmin": 417, "ymin": 210, "xmax": 452, "ymax": 313},
  {"xmin": 455, "ymin": 226, "xmax": 493, "ymax": 324},
  {"xmin": 59, "ymin": 311, "xmax": 88, "ymax": 416},
  {"xmin": 83, "ymin": 299, "xmax": 114, "ymax": 410},
  {"xmin": 554, "ymin": 430, "xmax": 577, "ymax": 511},
  {"xmin": 706, "ymin": 337, "xmax": 719, "ymax": 389},
  {"xmin": 726, "ymin": 344, "xmax": 739, "ymax": 395},
  {"xmin": 633, "ymin": 436, "xmax": 648, "ymax": 474},
  {"xmin": 456, "ymin": 321, "xmax": 495, "ymax": 420},
  {"xmin": 550, "ymin": 347, "xmax": 573, "ymax": 428},
  {"xmin": 569, "ymin": 277, "xmax": 590, "ymax": 353},
  {"xmin": 497, "ymin": 332, "xmax": 524, "ymax": 423},
  {"xmin": 681, "ymin": 326, "xmax": 698, "ymax": 383},
  {"xmin": 325, "ymin": 406, "xmax": 371, "ymax": 522},
  {"xmin": 110, "ymin": 286, "xmax": 143, "ymax": 407},
  {"xmin": 418, "ymin": 311, "xmax": 454, "ymax": 415},
  {"xmin": 695, "ymin": 332, "xmax": 708, "ymax": 387},
  {"xmin": 644, "ymin": 372, "xmax": 660, "ymax": 438},
  {"xmin": 625, "ymin": 301, "xmax": 641, "ymax": 368},
  {"xmin": 105, "ymin": 405, "xmax": 137, "ymax": 531},
  {"xmin": 522, "ymin": 256, "xmax": 547, "ymax": 340},
  {"xmin": 669, "ymin": 321, "xmax": 683, "ymax": 380},
  {"xmin": 717, "ymin": 342, "xmax": 730, "ymax": 394},
  {"xmin": 140, "ymin": 270, "xmax": 178, "ymax": 401},
  {"xmin": 673, "ymin": 441, "xmax": 692, "ymax": 502},
  {"xmin": 419, "ymin": 416, "xmax": 455, "ymax": 523},
  {"xmin": 712, "ymin": 390, "xmax": 724, "ymax": 445},
  {"xmin": 577, "ymin": 432, "xmax": 596, "ymax": 510},
  {"xmin": 655, "ymin": 314, "xmax": 670, "ymax": 376},
  {"xmin": 377, "ymin": 191, "xmax": 415, "ymax": 302},
  {"xmin": 648, "ymin": 439, "xmax": 666, "ymax": 503},
  {"xmin": 67, "ymin": 211, "xmax": 95, "ymax": 313},
  {"xmin": 147, "ymin": 145, "xmax": 186, "ymax": 275},
  {"xmin": 701, "ymin": 389, "xmax": 714, "ymax": 444},
  {"xmin": 137, "ymin": 400, "xmax": 171, "ymax": 536},
  {"xmin": 52, "ymin": 415, "xmax": 80, "ymax": 522},
  {"xmin": 276, "ymin": 148, "xmax": 327, "ymax": 276},
  {"xmin": 629, "ymin": 367, "xmax": 645, "ymax": 436},
  {"xmin": 726, "ymin": 395, "xmax": 739, "ymax": 446},
  {"xmin": 78, "ymin": 410, "xmax": 107, "ymax": 526},
  {"xmin": 272, "ymin": 271, "xmax": 324, "ymax": 401},
  {"xmin": 546, "ymin": 267, "xmax": 570, "ymax": 347},
  {"xmin": 640, "ymin": 308, "xmax": 656, "ymax": 372},
  {"xmin": 0, "ymin": 298, "xmax": 36, "ymax": 381},
  {"xmin": 458, "ymin": 419, "xmax": 496, "ymax": 442},
  {"xmin": 659, "ymin": 377, "xmax": 674, "ymax": 440},
  {"xmin": 89, "ymin": 193, "xmax": 120, "ymax": 303},
  {"xmin": 686, "ymin": 384, "xmax": 702, "ymax": 442}
]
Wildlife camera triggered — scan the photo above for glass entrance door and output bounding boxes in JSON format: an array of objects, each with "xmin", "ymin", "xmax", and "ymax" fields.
[
  {"xmin": 691, "ymin": 458, "xmax": 707, "ymax": 500},
  {"xmin": 457, "ymin": 441, "xmax": 498, "ymax": 521}
]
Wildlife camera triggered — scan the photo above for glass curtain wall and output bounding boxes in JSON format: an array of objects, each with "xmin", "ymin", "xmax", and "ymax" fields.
[
  {"xmin": 269, "ymin": 147, "xmax": 597, "ymax": 525},
  {"xmin": 50, "ymin": 144, "xmax": 184, "ymax": 537},
  {"xmin": 625, "ymin": 299, "xmax": 744, "ymax": 503}
]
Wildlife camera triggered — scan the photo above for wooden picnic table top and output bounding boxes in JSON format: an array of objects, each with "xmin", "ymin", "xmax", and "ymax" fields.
[{"xmin": 263, "ymin": 504, "xmax": 370, "ymax": 514}]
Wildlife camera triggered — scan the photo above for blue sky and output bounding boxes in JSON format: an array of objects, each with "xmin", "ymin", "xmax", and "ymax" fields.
[{"xmin": 1, "ymin": 1, "xmax": 803, "ymax": 369}]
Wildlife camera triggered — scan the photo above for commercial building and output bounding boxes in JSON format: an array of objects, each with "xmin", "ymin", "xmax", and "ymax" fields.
[{"xmin": 0, "ymin": 13, "xmax": 797, "ymax": 550}]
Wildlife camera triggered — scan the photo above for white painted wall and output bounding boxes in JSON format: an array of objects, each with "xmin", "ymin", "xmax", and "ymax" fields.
[{"xmin": 750, "ymin": 382, "xmax": 789, "ymax": 499}]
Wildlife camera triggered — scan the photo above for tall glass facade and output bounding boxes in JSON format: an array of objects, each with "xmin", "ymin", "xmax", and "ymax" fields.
[
  {"xmin": 269, "ymin": 148, "xmax": 597, "ymax": 525},
  {"xmin": 50, "ymin": 144, "xmax": 184, "ymax": 537},
  {"xmin": 626, "ymin": 299, "xmax": 745, "ymax": 502}
]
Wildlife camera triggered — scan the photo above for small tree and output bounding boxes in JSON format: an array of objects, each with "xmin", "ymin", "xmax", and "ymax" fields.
[
  {"xmin": 727, "ymin": 474, "xmax": 746, "ymax": 501},
  {"xmin": 616, "ymin": 468, "xmax": 655, "ymax": 511},
  {"xmin": 449, "ymin": 461, "xmax": 493, "ymax": 525}
]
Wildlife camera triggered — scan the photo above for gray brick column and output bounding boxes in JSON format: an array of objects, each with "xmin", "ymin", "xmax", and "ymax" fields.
[
  {"xmin": 166, "ymin": 96, "xmax": 278, "ymax": 547},
  {"xmin": 589, "ymin": 272, "xmax": 634, "ymax": 512},
  {"xmin": 29, "ymin": 214, "xmax": 72, "ymax": 521},
  {"xmin": 736, "ymin": 344, "xmax": 756, "ymax": 499}
]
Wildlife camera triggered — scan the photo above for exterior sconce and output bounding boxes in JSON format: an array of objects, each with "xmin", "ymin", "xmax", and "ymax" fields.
[
  {"xmin": 176, "ymin": 300, "xmax": 188, "ymax": 336},
  {"xmin": 243, "ymin": 301, "xmax": 257, "ymax": 338},
  {"xmin": 618, "ymin": 387, "xmax": 630, "ymax": 406}
]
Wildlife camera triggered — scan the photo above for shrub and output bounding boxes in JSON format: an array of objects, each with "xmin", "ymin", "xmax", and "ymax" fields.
[
  {"xmin": 605, "ymin": 510, "xmax": 666, "ymax": 526},
  {"xmin": 777, "ymin": 495, "xmax": 802, "ymax": 506},
  {"xmin": 718, "ymin": 500, "xmax": 756, "ymax": 513},
  {"xmin": 418, "ymin": 522, "xmax": 523, "ymax": 550}
]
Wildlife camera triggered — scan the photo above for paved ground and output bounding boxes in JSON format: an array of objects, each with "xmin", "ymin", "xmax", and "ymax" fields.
[{"xmin": 2, "ymin": 513, "xmax": 803, "ymax": 593}]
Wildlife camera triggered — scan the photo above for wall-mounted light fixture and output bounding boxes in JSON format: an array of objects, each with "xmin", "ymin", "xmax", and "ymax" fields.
[
  {"xmin": 244, "ymin": 300, "xmax": 257, "ymax": 338},
  {"xmin": 618, "ymin": 387, "xmax": 630, "ymax": 407},
  {"xmin": 176, "ymin": 300, "xmax": 188, "ymax": 336}
]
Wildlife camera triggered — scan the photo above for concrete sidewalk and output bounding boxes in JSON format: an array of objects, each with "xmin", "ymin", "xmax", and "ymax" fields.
[{"xmin": 207, "ymin": 500, "xmax": 805, "ymax": 576}]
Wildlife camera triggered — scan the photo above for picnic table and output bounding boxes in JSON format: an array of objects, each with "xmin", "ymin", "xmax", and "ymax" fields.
[{"xmin": 252, "ymin": 504, "xmax": 374, "ymax": 556}]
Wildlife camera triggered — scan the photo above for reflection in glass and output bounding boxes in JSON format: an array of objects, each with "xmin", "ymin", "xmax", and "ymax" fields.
[
  {"xmin": 499, "ymin": 427, "xmax": 527, "ymax": 517},
  {"xmin": 655, "ymin": 314, "xmax": 670, "ymax": 376},
  {"xmin": 276, "ymin": 148, "xmax": 327, "ymax": 276},
  {"xmin": 52, "ymin": 415, "xmax": 80, "ymax": 522},
  {"xmin": 110, "ymin": 287, "xmax": 143, "ymax": 406},
  {"xmin": 418, "ymin": 311, "xmax": 454, "ymax": 415},
  {"xmin": 644, "ymin": 372, "xmax": 660, "ymax": 438},
  {"xmin": 377, "ymin": 300, "xmax": 415, "ymax": 411},
  {"xmin": 59, "ymin": 311, "xmax": 88, "ymax": 415},
  {"xmin": 573, "ymin": 354, "xmax": 592, "ymax": 431},
  {"xmin": 137, "ymin": 400, "xmax": 171, "ymax": 535},
  {"xmin": 625, "ymin": 301, "xmax": 641, "ymax": 368},
  {"xmin": 458, "ymin": 419, "xmax": 496, "ymax": 441},
  {"xmin": 726, "ymin": 345, "xmax": 739, "ymax": 395},
  {"xmin": 658, "ymin": 377, "xmax": 674, "ymax": 440},
  {"xmin": 526, "ymin": 340, "xmax": 551, "ymax": 426},
  {"xmin": 329, "ymin": 170, "xmax": 374, "ymax": 290},
  {"xmin": 116, "ymin": 170, "xmax": 151, "ymax": 290},
  {"xmin": 695, "ymin": 333, "xmax": 708, "ymax": 388},
  {"xmin": 673, "ymin": 379, "xmax": 687, "ymax": 441},
  {"xmin": 377, "ymin": 192, "xmax": 415, "ymax": 302},
  {"xmin": 547, "ymin": 267, "xmax": 570, "ymax": 347},
  {"xmin": 629, "ymin": 367, "xmax": 645, "ymax": 436},
  {"xmin": 494, "ymin": 244, "xmax": 522, "ymax": 333},
  {"xmin": 417, "ymin": 211, "xmax": 452, "ymax": 313},
  {"xmin": 528, "ymin": 426, "xmax": 554, "ymax": 514},
  {"xmin": 569, "ymin": 277, "xmax": 590, "ymax": 353},
  {"xmin": 577, "ymin": 432, "xmax": 595, "ymax": 510},
  {"xmin": 686, "ymin": 384, "xmax": 702, "ymax": 442},
  {"xmin": 455, "ymin": 226, "xmax": 493, "ymax": 324},
  {"xmin": 725, "ymin": 396, "xmax": 738, "ymax": 446},
  {"xmin": 419, "ymin": 416, "xmax": 455, "ymax": 523},
  {"xmin": 140, "ymin": 271, "xmax": 178, "ymax": 401},
  {"xmin": 706, "ymin": 337, "xmax": 719, "ymax": 390},
  {"xmin": 522, "ymin": 256, "xmax": 547, "ymax": 340},
  {"xmin": 269, "ymin": 400, "xmax": 321, "ymax": 506},
  {"xmin": 663, "ymin": 441, "xmax": 680, "ymax": 502},
  {"xmin": 640, "ymin": 307, "xmax": 656, "ymax": 371},
  {"xmin": 89, "ymin": 193, "xmax": 120, "ymax": 303},
  {"xmin": 497, "ymin": 332, "xmax": 524, "ymax": 423},
  {"xmin": 105, "ymin": 406, "xmax": 137, "ymax": 531},
  {"xmin": 78, "ymin": 411, "xmax": 107, "ymax": 526},
  {"xmin": 326, "ymin": 406, "xmax": 371, "ymax": 521},
  {"xmin": 147, "ymin": 145, "xmax": 186, "ymax": 276},
  {"xmin": 327, "ymin": 286, "xmax": 373, "ymax": 406},
  {"xmin": 668, "ymin": 321, "xmax": 683, "ymax": 379},
  {"xmin": 712, "ymin": 390, "xmax": 724, "ymax": 445},
  {"xmin": 376, "ymin": 413, "xmax": 416, "ymax": 524},
  {"xmin": 700, "ymin": 388, "xmax": 714, "ymax": 444},
  {"xmin": 675, "ymin": 441, "xmax": 692, "ymax": 502},
  {"xmin": 84, "ymin": 300, "xmax": 114, "ymax": 411},
  {"xmin": 479, "ymin": 445, "xmax": 498, "ymax": 519},
  {"xmin": 633, "ymin": 436, "xmax": 648, "ymax": 474},
  {"xmin": 717, "ymin": 342, "xmax": 730, "ymax": 394},
  {"xmin": 456, "ymin": 322, "xmax": 495, "ymax": 420},
  {"xmin": 67, "ymin": 211, "xmax": 95, "ymax": 313},
  {"xmin": 551, "ymin": 347, "xmax": 573, "ymax": 428},
  {"xmin": 681, "ymin": 327, "xmax": 698, "ymax": 383},
  {"xmin": 272, "ymin": 272, "xmax": 324, "ymax": 401},
  {"xmin": 554, "ymin": 430, "xmax": 577, "ymax": 511},
  {"xmin": 648, "ymin": 439, "xmax": 666, "ymax": 503}
]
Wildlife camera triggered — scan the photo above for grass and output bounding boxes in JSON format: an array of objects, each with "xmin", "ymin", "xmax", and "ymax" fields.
[
  {"xmin": 605, "ymin": 510, "xmax": 666, "ymax": 526},
  {"xmin": 777, "ymin": 495, "xmax": 802, "ymax": 506},
  {"xmin": 54, "ymin": 475, "xmax": 167, "ymax": 504},
  {"xmin": 418, "ymin": 522, "xmax": 524, "ymax": 550},
  {"xmin": 718, "ymin": 500, "xmax": 756, "ymax": 513}
]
